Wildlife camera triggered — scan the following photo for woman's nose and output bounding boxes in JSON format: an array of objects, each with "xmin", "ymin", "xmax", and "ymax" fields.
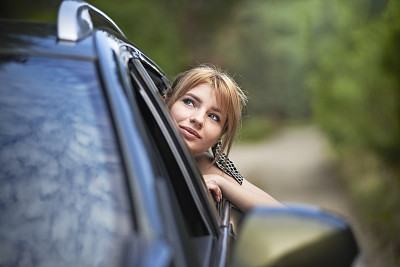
[{"xmin": 190, "ymin": 111, "xmax": 205, "ymax": 127}]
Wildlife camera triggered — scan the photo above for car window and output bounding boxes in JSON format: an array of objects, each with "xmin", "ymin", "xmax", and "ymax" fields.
[
  {"xmin": 128, "ymin": 60, "xmax": 208, "ymax": 235},
  {"xmin": 0, "ymin": 56, "xmax": 132, "ymax": 267},
  {"xmin": 128, "ymin": 58, "xmax": 222, "ymax": 266}
]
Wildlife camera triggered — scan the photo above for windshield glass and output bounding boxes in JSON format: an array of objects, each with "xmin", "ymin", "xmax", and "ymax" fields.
[{"xmin": 0, "ymin": 56, "xmax": 132, "ymax": 267}]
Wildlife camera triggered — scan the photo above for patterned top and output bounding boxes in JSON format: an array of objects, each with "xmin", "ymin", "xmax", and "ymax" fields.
[
  {"xmin": 212, "ymin": 142, "xmax": 243, "ymax": 185},
  {"xmin": 214, "ymin": 153, "xmax": 243, "ymax": 185}
]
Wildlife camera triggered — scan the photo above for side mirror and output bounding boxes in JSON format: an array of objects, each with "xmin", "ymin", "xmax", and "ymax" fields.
[{"xmin": 231, "ymin": 204, "xmax": 359, "ymax": 267}]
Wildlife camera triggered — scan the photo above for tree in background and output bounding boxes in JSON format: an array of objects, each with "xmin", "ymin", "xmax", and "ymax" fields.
[
  {"xmin": 307, "ymin": 0, "xmax": 399, "ymax": 161},
  {"xmin": 213, "ymin": 1, "xmax": 313, "ymax": 119},
  {"xmin": 305, "ymin": 0, "xmax": 400, "ymax": 264}
]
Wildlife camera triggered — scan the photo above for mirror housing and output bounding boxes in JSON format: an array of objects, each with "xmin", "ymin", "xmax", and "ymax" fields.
[{"xmin": 231, "ymin": 204, "xmax": 359, "ymax": 267}]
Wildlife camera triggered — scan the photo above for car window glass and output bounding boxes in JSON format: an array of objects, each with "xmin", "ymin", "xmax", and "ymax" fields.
[{"xmin": 0, "ymin": 56, "xmax": 132, "ymax": 267}]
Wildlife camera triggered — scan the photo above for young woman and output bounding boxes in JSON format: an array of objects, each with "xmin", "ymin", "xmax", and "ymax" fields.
[{"xmin": 165, "ymin": 65, "xmax": 284, "ymax": 212}]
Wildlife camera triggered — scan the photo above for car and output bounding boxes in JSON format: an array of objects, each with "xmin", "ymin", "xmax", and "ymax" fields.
[{"xmin": 0, "ymin": 1, "xmax": 360, "ymax": 266}]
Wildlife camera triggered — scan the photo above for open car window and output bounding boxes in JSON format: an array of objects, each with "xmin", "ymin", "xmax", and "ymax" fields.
[{"xmin": 125, "ymin": 56, "xmax": 224, "ymax": 266}]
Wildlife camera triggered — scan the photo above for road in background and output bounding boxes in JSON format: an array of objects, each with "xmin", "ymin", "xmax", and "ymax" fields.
[{"xmin": 230, "ymin": 125, "xmax": 378, "ymax": 267}]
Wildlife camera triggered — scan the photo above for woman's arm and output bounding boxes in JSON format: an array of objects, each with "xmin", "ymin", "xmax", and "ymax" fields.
[
  {"xmin": 196, "ymin": 153, "xmax": 285, "ymax": 212},
  {"xmin": 203, "ymin": 172, "xmax": 284, "ymax": 212}
]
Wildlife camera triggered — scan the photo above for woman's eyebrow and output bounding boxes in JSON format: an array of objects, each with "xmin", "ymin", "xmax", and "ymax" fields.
[
  {"xmin": 211, "ymin": 106, "xmax": 222, "ymax": 114},
  {"xmin": 186, "ymin": 93, "xmax": 201, "ymax": 103},
  {"xmin": 186, "ymin": 92, "xmax": 222, "ymax": 114}
]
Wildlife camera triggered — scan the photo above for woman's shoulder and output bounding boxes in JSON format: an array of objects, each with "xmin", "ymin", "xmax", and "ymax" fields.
[{"xmin": 195, "ymin": 152, "xmax": 244, "ymax": 184}]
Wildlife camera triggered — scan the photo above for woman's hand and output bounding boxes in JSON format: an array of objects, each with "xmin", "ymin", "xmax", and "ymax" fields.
[
  {"xmin": 204, "ymin": 175, "xmax": 222, "ymax": 202},
  {"xmin": 202, "ymin": 171, "xmax": 285, "ymax": 211}
]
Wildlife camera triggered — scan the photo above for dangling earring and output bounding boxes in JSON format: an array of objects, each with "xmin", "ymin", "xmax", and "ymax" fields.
[
  {"xmin": 212, "ymin": 138, "xmax": 244, "ymax": 185},
  {"xmin": 212, "ymin": 138, "xmax": 223, "ymax": 159}
]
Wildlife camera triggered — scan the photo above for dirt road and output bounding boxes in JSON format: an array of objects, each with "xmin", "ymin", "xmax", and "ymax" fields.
[
  {"xmin": 229, "ymin": 125, "xmax": 371, "ymax": 266},
  {"xmin": 230, "ymin": 126, "xmax": 350, "ymax": 210}
]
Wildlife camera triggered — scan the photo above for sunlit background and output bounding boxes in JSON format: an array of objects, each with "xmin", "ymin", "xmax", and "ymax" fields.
[{"xmin": 1, "ymin": 0, "xmax": 399, "ymax": 266}]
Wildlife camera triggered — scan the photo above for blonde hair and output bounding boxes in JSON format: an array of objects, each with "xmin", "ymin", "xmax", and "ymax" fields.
[{"xmin": 165, "ymin": 65, "xmax": 247, "ymax": 160}]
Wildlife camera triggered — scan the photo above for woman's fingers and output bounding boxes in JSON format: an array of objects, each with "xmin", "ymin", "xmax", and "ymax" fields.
[{"xmin": 206, "ymin": 179, "xmax": 222, "ymax": 202}]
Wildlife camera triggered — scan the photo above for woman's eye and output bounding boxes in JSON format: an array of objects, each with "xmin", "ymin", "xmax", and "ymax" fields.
[
  {"xmin": 183, "ymin": 98, "xmax": 194, "ymax": 107},
  {"xmin": 209, "ymin": 114, "xmax": 220, "ymax": 122}
]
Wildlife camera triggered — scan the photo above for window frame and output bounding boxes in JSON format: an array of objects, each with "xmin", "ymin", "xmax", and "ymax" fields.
[
  {"xmin": 125, "ymin": 53, "xmax": 234, "ymax": 267},
  {"xmin": 94, "ymin": 31, "xmax": 174, "ymax": 267},
  {"xmin": 131, "ymin": 57, "xmax": 220, "ymax": 232}
]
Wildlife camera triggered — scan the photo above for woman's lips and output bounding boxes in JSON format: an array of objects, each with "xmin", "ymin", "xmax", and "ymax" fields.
[{"xmin": 180, "ymin": 126, "xmax": 201, "ymax": 140}]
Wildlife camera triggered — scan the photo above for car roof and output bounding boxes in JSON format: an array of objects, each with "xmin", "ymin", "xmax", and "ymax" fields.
[{"xmin": 0, "ymin": 19, "xmax": 96, "ymax": 60}]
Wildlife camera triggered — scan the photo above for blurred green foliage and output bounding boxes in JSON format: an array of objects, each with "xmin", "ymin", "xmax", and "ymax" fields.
[
  {"xmin": 303, "ymin": 1, "xmax": 400, "ymax": 264},
  {"xmin": 237, "ymin": 116, "xmax": 279, "ymax": 143},
  {"xmin": 1, "ymin": 0, "xmax": 399, "ymax": 264},
  {"xmin": 93, "ymin": 0, "xmax": 241, "ymax": 79},
  {"xmin": 93, "ymin": 0, "xmax": 190, "ymax": 78},
  {"xmin": 213, "ymin": 0, "xmax": 314, "ymax": 119},
  {"xmin": 306, "ymin": 0, "xmax": 400, "ymax": 160},
  {"xmin": 0, "ymin": 0, "xmax": 60, "ymax": 22}
]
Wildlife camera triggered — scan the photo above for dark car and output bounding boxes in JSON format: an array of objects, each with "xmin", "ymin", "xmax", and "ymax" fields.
[{"xmin": 0, "ymin": 1, "xmax": 359, "ymax": 266}]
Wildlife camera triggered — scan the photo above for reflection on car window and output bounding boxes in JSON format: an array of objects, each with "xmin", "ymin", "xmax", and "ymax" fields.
[{"xmin": 0, "ymin": 56, "xmax": 132, "ymax": 267}]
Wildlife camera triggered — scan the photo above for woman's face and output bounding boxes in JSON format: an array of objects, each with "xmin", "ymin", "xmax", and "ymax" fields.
[{"xmin": 170, "ymin": 83, "xmax": 225, "ymax": 155}]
